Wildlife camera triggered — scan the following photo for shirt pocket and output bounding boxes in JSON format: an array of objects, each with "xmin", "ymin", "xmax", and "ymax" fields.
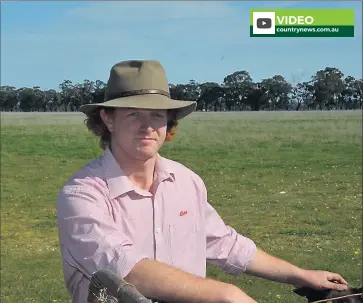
[{"xmin": 168, "ymin": 213, "xmax": 200, "ymax": 273}]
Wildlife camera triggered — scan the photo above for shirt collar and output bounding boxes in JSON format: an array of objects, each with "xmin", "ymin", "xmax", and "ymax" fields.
[{"xmin": 101, "ymin": 147, "xmax": 175, "ymax": 199}]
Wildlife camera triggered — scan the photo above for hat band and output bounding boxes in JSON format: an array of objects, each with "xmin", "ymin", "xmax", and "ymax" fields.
[{"xmin": 105, "ymin": 89, "xmax": 170, "ymax": 101}]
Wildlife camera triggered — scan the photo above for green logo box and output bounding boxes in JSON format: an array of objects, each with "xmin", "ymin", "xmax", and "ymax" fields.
[{"xmin": 250, "ymin": 9, "xmax": 354, "ymax": 37}]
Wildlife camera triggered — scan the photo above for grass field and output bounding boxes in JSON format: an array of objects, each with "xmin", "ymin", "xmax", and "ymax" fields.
[{"xmin": 1, "ymin": 110, "xmax": 362, "ymax": 303}]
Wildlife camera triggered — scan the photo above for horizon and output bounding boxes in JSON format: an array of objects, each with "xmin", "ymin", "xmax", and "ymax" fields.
[{"xmin": 2, "ymin": 1, "xmax": 362, "ymax": 91}]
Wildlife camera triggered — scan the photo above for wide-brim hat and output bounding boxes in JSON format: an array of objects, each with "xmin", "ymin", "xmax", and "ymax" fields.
[{"xmin": 79, "ymin": 60, "xmax": 196, "ymax": 120}]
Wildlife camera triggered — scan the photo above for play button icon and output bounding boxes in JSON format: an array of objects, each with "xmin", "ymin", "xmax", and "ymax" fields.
[
  {"xmin": 256, "ymin": 18, "xmax": 272, "ymax": 29},
  {"xmin": 252, "ymin": 12, "xmax": 275, "ymax": 35}
]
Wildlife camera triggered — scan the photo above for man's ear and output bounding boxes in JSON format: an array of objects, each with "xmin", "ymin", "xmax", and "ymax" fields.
[{"xmin": 100, "ymin": 108, "xmax": 114, "ymax": 132}]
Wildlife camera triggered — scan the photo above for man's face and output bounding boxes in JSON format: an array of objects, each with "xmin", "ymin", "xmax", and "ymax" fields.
[{"xmin": 101, "ymin": 107, "xmax": 168, "ymax": 161}]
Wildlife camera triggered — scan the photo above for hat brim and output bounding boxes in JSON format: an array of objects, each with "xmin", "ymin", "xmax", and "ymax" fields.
[{"xmin": 79, "ymin": 94, "xmax": 196, "ymax": 120}]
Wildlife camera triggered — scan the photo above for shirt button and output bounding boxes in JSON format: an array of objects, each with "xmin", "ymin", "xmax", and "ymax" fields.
[{"xmin": 155, "ymin": 227, "xmax": 161, "ymax": 234}]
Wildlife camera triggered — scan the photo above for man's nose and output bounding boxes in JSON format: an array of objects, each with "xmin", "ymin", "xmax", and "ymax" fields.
[{"xmin": 139, "ymin": 115, "xmax": 153, "ymax": 129}]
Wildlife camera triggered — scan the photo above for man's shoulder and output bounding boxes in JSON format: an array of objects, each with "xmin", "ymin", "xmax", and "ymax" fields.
[
  {"xmin": 161, "ymin": 157, "xmax": 206, "ymax": 187},
  {"xmin": 59, "ymin": 155, "xmax": 107, "ymax": 192}
]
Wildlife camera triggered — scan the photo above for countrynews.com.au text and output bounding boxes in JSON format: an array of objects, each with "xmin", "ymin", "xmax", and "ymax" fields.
[{"xmin": 276, "ymin": 27, "xmax": 340, "ymax": 33}]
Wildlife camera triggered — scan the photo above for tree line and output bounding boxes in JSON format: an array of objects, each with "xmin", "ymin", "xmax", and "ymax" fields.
[{"xmin": 1, "ymin": 66, "xmax": 362, "ymax": 112}]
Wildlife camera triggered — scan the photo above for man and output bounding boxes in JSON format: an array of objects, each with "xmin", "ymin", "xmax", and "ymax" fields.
[{"xmin": 56, "ymin": 60, "xmax": 348, "ymax": 303}]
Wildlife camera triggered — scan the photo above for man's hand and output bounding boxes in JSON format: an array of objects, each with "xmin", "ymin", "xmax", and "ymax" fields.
[{"xmin": 292, "ymin": 269, "xmax": 348, "ymax": 291}]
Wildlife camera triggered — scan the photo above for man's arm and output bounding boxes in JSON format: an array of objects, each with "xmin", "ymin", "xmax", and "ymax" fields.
[
  {"xmin": 244, "ymin": 249, "xmax": 304, "ymax": 284},
  {"xmin": 202, "ymin": 200, "xmax": 258, "ymax": 275},
  {"xmin": 200, "ymin": 194, "xmax": 347, "ymax": 292},
  {"xmin": 124, "ymin": 258, "xmax": 256, "ymax": 303},
  {"xmin": 244, "ymin": 249, "xmax": 348, "ymax": 290}
]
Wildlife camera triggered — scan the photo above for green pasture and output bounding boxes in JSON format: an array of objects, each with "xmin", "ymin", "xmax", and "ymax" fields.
[{"xmin": 1, "ymin": 110, "xmax": 362, "ymax": 302}]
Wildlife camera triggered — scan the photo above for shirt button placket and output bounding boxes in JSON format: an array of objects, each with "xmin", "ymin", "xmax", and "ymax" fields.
[{"xmin": 153, "ymin": 190, "xmax": 162, "ymax": 260}]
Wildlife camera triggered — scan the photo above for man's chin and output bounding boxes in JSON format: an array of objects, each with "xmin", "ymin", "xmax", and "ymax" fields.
[{"xmin": 133, "ymin": 147, "xmax": 159, "ymax": 160}]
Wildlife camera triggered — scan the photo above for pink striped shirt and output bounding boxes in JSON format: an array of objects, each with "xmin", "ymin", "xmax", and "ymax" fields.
[{"xmin": 56, "ymin": 148, "xmax": 257, "ymax": 302}]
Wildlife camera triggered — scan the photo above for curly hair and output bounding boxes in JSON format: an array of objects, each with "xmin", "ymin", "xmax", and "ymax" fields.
[{"xmin": 84, "ymin": 107, "xmax": 179, "ymax": 150}]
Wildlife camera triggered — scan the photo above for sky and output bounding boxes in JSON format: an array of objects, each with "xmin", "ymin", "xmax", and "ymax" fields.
[{"xmin": 1, "ymin": 1, "xmax": 362, "ymax": 91}]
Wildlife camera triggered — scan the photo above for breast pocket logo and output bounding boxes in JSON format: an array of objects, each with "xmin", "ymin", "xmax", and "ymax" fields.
[{"xmin": 253, "ymin": 12, "xmax": 275, "ymax": 35}]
